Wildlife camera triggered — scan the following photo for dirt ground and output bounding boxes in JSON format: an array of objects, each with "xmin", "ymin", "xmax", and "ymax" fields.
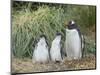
[{"xmin": 12, "ymin": 54, "xmax": 96, "ymax": 74}]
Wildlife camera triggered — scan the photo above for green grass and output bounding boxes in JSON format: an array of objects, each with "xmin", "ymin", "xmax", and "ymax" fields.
[
  {"xmin": 12, "ymin": 3, "xmax": 96, "ymax": 58},
  {"xmin": 12, "ymin": 6, "xmax": 66, "ymax": 58}
]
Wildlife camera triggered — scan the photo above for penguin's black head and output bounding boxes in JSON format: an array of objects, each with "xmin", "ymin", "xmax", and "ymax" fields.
[
  {"xmin": 68, "ymin": 20, "xmax": 75, "ymax": 25},
  {"xmin": 67, "ymin": 20, "xmax": 81, "ymax": 37},
  {"xmin": 39, "ymin": 34, "xmax": 49, "ymax": 46},
  {"xmin": 40, "ymin": 34, "xmax": 47, "ymax": 40},
  {"xmin": 56, "ymin": 32, "xmax": 62, "ymax": 37},
  {"xmin": 67, "ymin": 20, "xmax": 77, "ymax": 29}
]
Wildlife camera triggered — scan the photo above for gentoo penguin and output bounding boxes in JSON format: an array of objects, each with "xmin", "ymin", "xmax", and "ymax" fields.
[
  {"xmin": 50, "ymin": 33, "xmax": 62, "ymax": 62},
  {"xmin": 32, "ymin": 35, "xmax": 49, "ymax": 63},
  {"xmin": 64, "ymin": 20, "xmax": 84, "ymax": 60}
]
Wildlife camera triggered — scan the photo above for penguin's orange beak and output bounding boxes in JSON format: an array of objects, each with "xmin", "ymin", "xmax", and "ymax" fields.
[{"xmin": 64, "ymin": 21, "xmax": 68, "ymax": 28}]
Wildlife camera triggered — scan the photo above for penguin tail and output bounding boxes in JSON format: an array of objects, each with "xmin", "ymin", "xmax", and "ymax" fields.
[{"xmin": 81, "ymin": 35, "xmax": 85, "ymax": 58}]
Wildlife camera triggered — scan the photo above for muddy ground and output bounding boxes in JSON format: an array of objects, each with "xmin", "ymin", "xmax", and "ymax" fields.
[{"xmin": 12, "ymin": 54, "xmax": 96, "ymax": 74}]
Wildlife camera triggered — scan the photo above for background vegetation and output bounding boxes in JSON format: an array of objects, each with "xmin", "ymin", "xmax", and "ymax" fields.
[{"xmin": 12, "ymin": 1, "xmax": 96, "ymax": 58}]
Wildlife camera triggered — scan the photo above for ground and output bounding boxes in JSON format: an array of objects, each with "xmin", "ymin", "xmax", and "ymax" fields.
[{"xmin": 12, "ymin": 54, "xmax": 96, "ymax": 74}]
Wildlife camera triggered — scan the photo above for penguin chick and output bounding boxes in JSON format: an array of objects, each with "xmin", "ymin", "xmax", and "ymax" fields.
[
  {"xmin": 32, "ymin": 35, "xmax": 49, "ymax": 64},
  {"xmin": 50, "ymin": 33, "xmax": 62, "ymax": 62}
]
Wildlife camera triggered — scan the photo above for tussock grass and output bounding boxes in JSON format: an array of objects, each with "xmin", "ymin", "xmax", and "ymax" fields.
[{"xmin": 12, "ymin": 6, "xmax": 66, "ymax": 58}]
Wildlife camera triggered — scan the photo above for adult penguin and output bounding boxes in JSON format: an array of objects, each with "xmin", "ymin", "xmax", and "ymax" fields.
[
  {"xmin": 64, "ymin": 20, "xmax": 84, "ymax": 60},
  {"xmin": 50, "ymin": 33, "xmax": 62, "ymax": 62},
  {"xmin": 32, "ymin": 35, "xmax": 50, "ymax": 64}
]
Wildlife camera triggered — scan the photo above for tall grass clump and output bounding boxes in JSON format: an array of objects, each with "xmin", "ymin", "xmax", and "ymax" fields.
[{"xmin": 12, "ymin": 6, "xmax": 66, "ymax": 58}]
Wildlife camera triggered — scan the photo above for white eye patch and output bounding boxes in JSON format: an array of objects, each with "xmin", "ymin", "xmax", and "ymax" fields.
[{"xmin": 71, "ymin": 20, "xmax": 75, "ymax": 25}]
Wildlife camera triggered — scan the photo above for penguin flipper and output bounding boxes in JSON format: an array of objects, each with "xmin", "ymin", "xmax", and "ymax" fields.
[{"xmin": 81, "ymin": 35, "xmax": 85, "ymax": 58}]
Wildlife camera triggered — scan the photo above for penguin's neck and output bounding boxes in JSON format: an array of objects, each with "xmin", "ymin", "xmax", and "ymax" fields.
[
  {"xmin": 38, "ymin": 38, "xmax": 46, "ymax": 46},
  {"xmin": 54, "ymin": 36, "xmax": 61, "ymax": 43},
  {"xmin": 67, "ymin": 24, "xmax": 77, "ymax": 30},
  {"xmin": 67, "ymin": 24, "xmax": 81, "ymax": 39}
]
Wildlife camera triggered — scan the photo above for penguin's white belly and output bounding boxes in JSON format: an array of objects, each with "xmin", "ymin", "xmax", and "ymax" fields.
[
  {"xmin": 50, "ymin": 44, "xmax": 62, "ymax": 62},
  {"xmin": 65, "ymin": 29, "xmax": 82, "ymax": 59},
  {"xmin": 33, "ymin": 46, "xmax": 49, "ymax": 63}
]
